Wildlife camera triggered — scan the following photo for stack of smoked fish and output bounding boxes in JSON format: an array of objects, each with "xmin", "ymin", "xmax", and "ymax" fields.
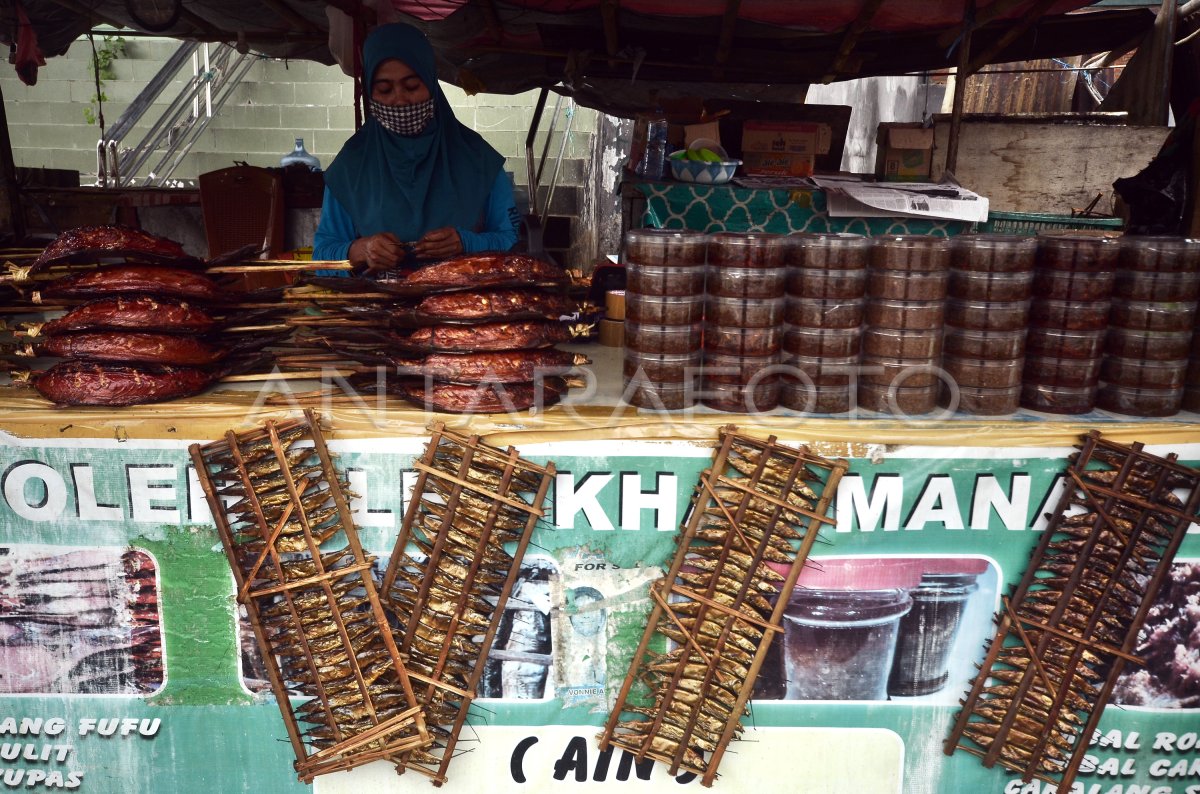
[
  {"xmin": 189, "ymin": 410, "xmax": 430, "ymax": 782},
  {"xmin": 377, "ymin": 422, "xmax": 554, "ymax": 784},
  {"xmin": 288, "ymin": 252, "xmax": 587, "ymax": 412},
  {"xmin": 2, "ymin": 225, "xmax": 283, "ymax": 405},
  {"xmin": 946, "ymin": 431, "xmax": 1200, "ymax": 792},
  {"xmin": 599, "ymin": 427, "xmax": 846, "ymax": 786}
]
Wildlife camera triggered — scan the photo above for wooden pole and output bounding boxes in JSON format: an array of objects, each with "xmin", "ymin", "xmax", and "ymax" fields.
[{"xmin": 945, "ymin": 0, "xmax": 975, "ymax": 177}]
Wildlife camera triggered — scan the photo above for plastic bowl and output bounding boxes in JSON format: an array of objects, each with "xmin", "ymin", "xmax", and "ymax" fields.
[{"xmin": 669, "ymin": 156, "xmax": 741, "ymax": 185}]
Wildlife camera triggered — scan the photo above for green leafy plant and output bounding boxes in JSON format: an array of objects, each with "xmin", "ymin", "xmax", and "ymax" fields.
[{"xmin": 84, "ymin": 35, "xmax": 127, "ymax": 125}]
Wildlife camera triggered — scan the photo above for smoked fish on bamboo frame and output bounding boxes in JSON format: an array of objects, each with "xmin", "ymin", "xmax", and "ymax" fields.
[
  {"xmin": 378, "ymin": 422, "xmax": 555, "ymax": 786},
  {"xmin": 598, "ymin": 426, "xmax": 847, "ymax": 787},
  {"xmin": 189, "ymin": 409, "xmax": 430, "ymax": 782},
  {"xmin": 946, "ymin": 431, "xmax": 1200, "ymax": 791}
]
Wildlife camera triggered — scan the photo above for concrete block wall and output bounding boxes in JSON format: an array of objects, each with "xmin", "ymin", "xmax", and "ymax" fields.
[{"xmin": 0, "ymin": 34, "xmax": 597, "ymax": 206}]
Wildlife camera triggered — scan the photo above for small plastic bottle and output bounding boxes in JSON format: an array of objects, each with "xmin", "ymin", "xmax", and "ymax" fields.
[{"xmin": 641, "ymin": 113, "xmax": 668, "ymax": 180}]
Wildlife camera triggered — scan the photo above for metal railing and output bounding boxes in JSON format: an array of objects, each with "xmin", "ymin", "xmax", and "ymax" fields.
[{"xmin": 96, "ymin": 41, "xmax": 255, "ymax": 187}]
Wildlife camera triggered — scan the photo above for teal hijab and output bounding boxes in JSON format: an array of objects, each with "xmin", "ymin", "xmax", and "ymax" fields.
[{"xmin": 324, "ymin": 23, "xmax": 504, "ymax": 241}]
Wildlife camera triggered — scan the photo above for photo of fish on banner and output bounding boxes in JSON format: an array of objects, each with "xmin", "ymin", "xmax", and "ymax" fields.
[
  {"xmin": 238, "ymin": 557, "xmax": 559, "ymax": 701},
  {"xmin": 752, "ymin": 556, "xmax": 996, "ymax": 703},
  {"xmin": 0, "ymin": 224, "xmax": 297, "ymax": 406},
  {"xmin": 284, "ymin": 252, "xmax": 593, "ymax": 413},
  {"xmin": 0, "ymin": 545, "xmax": 164, "ymax": 695}
]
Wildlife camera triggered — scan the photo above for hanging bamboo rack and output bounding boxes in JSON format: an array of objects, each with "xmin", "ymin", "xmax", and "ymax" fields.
[
  {"xmin": 378, "ymin": 422, "xmax": 555, "ymax": 786},
  {"xmin": 945, "ymin": 430, "xmax": 1200, "ymax": 790},
  {"xmin": 597, "ymin": 425, "xmax": 847, "ymax": 787},
  {"xmin": 189, "ymin": 408, "xmax": 430, "ymax": 782}
]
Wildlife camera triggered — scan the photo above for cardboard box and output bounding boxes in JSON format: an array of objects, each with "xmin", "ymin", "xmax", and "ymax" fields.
[
  {"xmin": 740, "ymin": 121, "xmax": 832, "ymax": 177},
  {"xmin": 876, "ymin": 123, "xmax": 934, "ymax": 182}
]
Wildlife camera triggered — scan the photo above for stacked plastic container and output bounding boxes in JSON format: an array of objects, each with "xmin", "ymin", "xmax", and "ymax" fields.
[
  {"xmin": 1098, "ymin": 236, "xmax": 1200, "ymax": 416},
  {"xmin": 942, "ymin": 234, "xmax": 1036, "ymax": 415},
  {"xmin": 859, "ymin": 235, "xmax": 952, "ymax": 415},
  {"xmin": 701, "ymin": 232, "xmax": 788, "ymax": 412},
  {"xmin": 622, "ymin": 229, "xmax": 707, "ymax": 409},
  {"xmin": 1020, "ymin": 234, "xmax": 1119, "ymax": 414},
  {"xmin": 781, "ymin": 233, "xmax": 870, "ymax": 413}
]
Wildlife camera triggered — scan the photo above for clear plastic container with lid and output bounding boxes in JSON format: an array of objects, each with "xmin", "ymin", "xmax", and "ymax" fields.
[
  {"xmin": 624, "ymin": 321, "xmax": 702, "ymax": 354},
  {"xmin": 623, "ymin": 378, "xmax": 697, "ymax": 410},
  {"xmin": 1032, "ymin": 269, "xmax": 1115, "ymax": 301},
  {"xmin": 1020, "ymin": 382, "xmax": 1098, "ymax": 414},
  {"xmin": 1099, "ymin": 357, "xmax": 1188, "ymax": 389},
  {"xmin": 704, "ymin": 324, "xmax": 783, "ymax": 356},
  {"xmin": 701, "ymin": 380, "xmax": 781, "ymax": 413},
  {"xmin": 1118, "ymin": 235, "xmax": 1200, "ymax": 273},
  {"xmin": 943, "ymin": 356, "xmax": 1024, "ymax": 389},
  {"xmin": 788, "ymin": 232, "xmax": 872, "ymax": 270},
  {"xmin": 783, "ymin": 325, "xmax": 862, "ymax": 358},
  {"xmin": 1023, "ymin": 355, "xmax": 1102, "ymax": 387},
  {"xmin": 625, "ymin": 293, "xmax": 705, "ymax": 324},
  {"xmin": 701, "ymin": 351, "xmax": 783, "ymax": 385},
  {"xmin": 622, "ymin": 228, "xmax": 708, "ymax": 267},
  {"xmin": 705, "ymin": 295, "xmax": 785, "ymax": 327},
  {"xmin": 707, "ymin": 266, "xmax": 787, "ymax": 299},
  {"xmin": 944, "ymin": 328, "xmax": 1026, "ymax": 359},
  {"xmin": 623, "ymin": 350, "xmax": 702, "ymax": 383},
  {"xmin": 945, "ymin": 299, "xmax": 1030, "ymax": 332},
  {"xmin": 1114, "ymin": 270, "xmax": 1200, "ymax": 302},
  {"xmin": 1109, "ymin": 300, "xmax": 1199, "ymax": 332},
  {"xmin": 705, "ymin": 232, "xmax": 788, "ymax": 268},
  {"xmin": 1035, "ymin": 233, "xmax": 1120, "ymax": 272},
  {"xmin": 781, "ymin": 383, "xmax": 853, "ymax": 414},
  {"xmin": 785, "ymin": 297, "xmax": 865, "ymax": 328},
  {"xmin": 1185, "ymin": 385, "xmax": 1200, "ymax": 412},
  {"xmin": 1025, "ymin": 327, "xmax": 1107, "ymax": 359},
  {"xmin": 862, "ymin": 327, "xmax": 943, "ymax": 359},
  {"xmin": 625, "ymin": 263, "xmax": 705, "ymax": 296},
  {"xmin": 859, "ymin": 383, "xmax": 941, "ymax": 415},
  {"xmin": 784, "ymin": 354, "xmax": 859, "ymax": 387},
  {"xmin": 1106, "ymin": 328, "xmax": 1192, "ymax": 361},
  {"xmin": 1097, "ymin": 383, "xmax": 1183, "ymax": 417},
  {"xmin": 950, "ymin": 234, "xmax": 1037, "ymax": 273},
  {"xmin": 785, "ymin": 267, "xmax": 868, "ymax": 299},
  {"xmin": 866, "ymin": 269, "xmax": 949, "ymax": 301},
  {"xmin": 948, "ymin": 270, "xmax": 1034, "ymax": 301},
  {"xmin": 1027, "ymin": 299, "xmax": 1110, "ymax": 331},
  {"xmin": 860, "ymin": 356, "xmax": 942, "ymax": 388},
  {"xmin": 946, "ymin": 385, "xmax": 1021, "ymax": 415},
  {"xmin": 870, "ymin": 235, "xmax": 953, "ymax": 271},
  {"xmin": 865, "ymin": 299, "xmax": 945, "ymax": 330}
]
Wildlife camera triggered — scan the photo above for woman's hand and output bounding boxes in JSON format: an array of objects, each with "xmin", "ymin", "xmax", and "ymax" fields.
[
  {"xmin": 412, "ymin": 227, "xmax": 463, "ymax": 260},
  {"xmin": 350, "ymin": 232, "xmax": 408, "ymax": 273}
]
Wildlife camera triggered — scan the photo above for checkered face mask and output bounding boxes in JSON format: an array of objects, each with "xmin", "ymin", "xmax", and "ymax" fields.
[{"xmin": 370, "ymin": 97, "xmax": 435, "ymax": 136}]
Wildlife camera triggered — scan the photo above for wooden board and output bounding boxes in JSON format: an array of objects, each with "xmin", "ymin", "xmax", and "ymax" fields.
[{"xmin": 930, "ymin": 120, "xmax": 1169, "ymax": 214}]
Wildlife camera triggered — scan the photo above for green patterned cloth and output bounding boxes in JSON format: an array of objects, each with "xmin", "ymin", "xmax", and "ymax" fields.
[{"xmin": 635, "ymin": 182, "xmax": 972, "ymax": 236}]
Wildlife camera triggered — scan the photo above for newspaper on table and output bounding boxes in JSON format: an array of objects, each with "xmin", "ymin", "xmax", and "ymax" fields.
[{"xmin": 813, "ymin": 176, "xmax": 989, "ymax": 223}]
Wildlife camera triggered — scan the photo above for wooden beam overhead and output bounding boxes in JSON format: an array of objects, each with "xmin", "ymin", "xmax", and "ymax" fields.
[
  {"xmin": 823, "ymin": 0, "xmax": 886, "ymax": 83},
  {"xmin": 966, "ymin": 0, "xmax": 1060, "ymax": 74},
  {"xmin": 179, "ymin": 7, "xmax": 223, "ymax": 37}
]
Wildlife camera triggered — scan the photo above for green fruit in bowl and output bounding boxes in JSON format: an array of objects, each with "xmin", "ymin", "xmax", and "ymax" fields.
[
  {"xmin": 696, "ymin": 148, "xmax": 723, "ymax": 163},
  {"xmin": 685, "ymin": 149, "xmax": 705, "ymax": 162},
  {"xmin": 669, "ymin": 150, "xmax": 687, "ymax": 160}
]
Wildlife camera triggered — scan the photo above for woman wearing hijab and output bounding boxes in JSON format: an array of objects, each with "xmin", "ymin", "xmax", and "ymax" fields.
[{"xmin": 312, "ymin": 23, "xmax": 520, "ymax": 271}]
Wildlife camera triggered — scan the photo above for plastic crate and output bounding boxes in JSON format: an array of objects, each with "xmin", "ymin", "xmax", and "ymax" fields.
[{"xmin": 977, "ymin": 210, "xmax": 1124, "ymax": 235}]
